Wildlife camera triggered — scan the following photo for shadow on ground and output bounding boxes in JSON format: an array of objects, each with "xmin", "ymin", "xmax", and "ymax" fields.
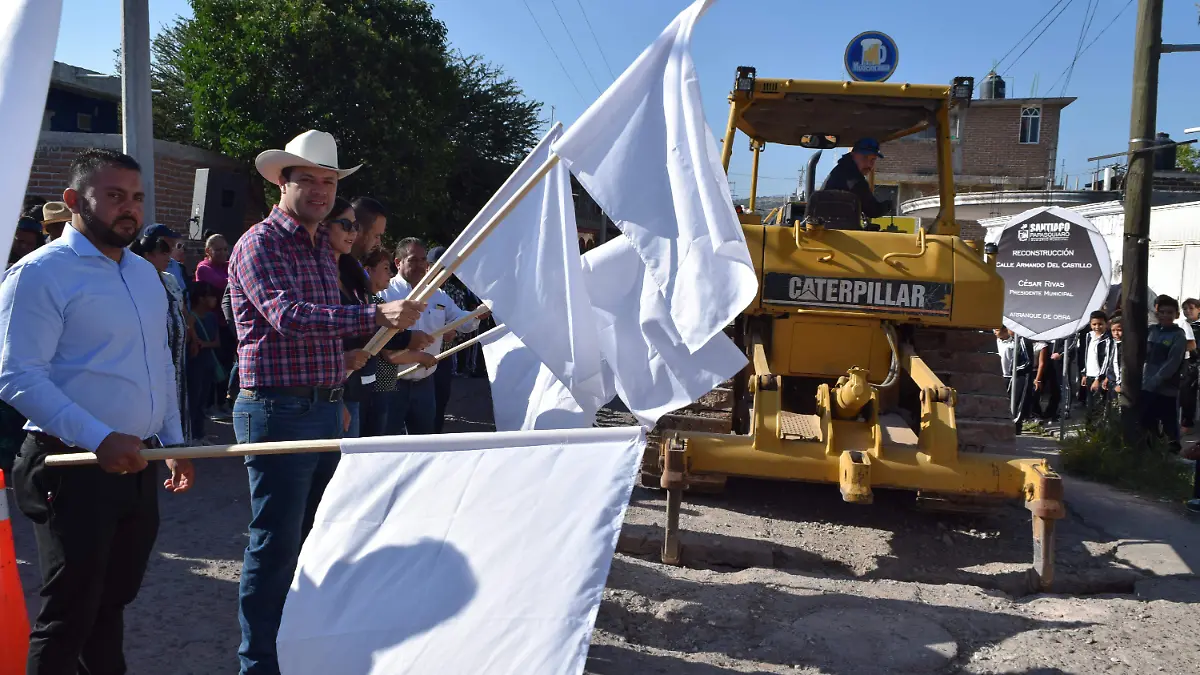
[
  {"xmin": 621, "ymin": 476, "xmax": 1142, "ymax": 597},
  {"xmin": 586, "ymin": 557, "xmax": 1093, "ymax": 675}
]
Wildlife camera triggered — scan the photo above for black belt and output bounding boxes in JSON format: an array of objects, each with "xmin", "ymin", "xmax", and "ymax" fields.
[
  {"xmin": 32, "ymin": 432, "xmax": 163, "ymax": 449},
  {"xmin": 242, "ymin": 386, "xmax": 344, "ymax": 403}
]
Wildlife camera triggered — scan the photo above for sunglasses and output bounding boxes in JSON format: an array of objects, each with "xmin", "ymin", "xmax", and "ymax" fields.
[{"xmin": 328, "ymin": 218, "xmax": 361, "ymax": 233}]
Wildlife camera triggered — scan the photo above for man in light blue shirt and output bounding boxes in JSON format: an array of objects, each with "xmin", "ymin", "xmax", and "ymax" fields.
[{"xmin": 0, "ymin": 148, "xmax": 194, "ymax": 674}]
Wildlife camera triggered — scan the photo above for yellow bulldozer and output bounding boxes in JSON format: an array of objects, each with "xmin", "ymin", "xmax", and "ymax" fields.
[{"xmin": 641, "ymin": 67, "xmax": 1065, "ymax": 590}]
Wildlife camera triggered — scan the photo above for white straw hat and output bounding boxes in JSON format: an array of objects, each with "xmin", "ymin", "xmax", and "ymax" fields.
[{"xmin": 255, "ymin": 130, "xmax": 363, "ymax": 184}]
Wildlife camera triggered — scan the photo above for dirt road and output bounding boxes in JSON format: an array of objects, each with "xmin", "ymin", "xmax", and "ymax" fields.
[{"xmin": 10, "ymin": 378, "xmax": 1200, "ymax": 674}]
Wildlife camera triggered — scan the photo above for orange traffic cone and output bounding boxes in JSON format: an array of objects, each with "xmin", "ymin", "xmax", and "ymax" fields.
[{"xmin": 0, "ymin": 470, "xmax": 29, "ymax": 674}]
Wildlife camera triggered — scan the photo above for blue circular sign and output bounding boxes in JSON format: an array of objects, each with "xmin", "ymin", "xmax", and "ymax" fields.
[{"xmin": 844, "ymin": 31, "xmax": 899, "ymax": 83}]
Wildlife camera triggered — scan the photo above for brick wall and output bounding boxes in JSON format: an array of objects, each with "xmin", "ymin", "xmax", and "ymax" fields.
[
  {"xmin": 24, "ymin": 131, "xmax": 261, "ymax": 241},
  {"xmin": 879, "ymin": 100, "xmax": 1067, "ymax": 184}
]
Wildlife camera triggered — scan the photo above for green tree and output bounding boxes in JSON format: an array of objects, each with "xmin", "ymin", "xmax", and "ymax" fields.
[
  {"xmin": 156, "ymin": 0, "xmax": 541, "ymax": 241},
  {"xmin": 150, "ymin": 18, "xmax": 197, "ymax": 145},
  {"xmin": 1179, "ymin": 143, "xmax": 1199, "ymax": 173}
]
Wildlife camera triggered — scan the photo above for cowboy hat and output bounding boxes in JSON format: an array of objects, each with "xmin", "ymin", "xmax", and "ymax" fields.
[
  {"xmin": 41, "ymin": 201, "xmax": 71, "ymax": 226},
  {"xmin": 255, "ymin": 130, "xmax": 363, "ymax": 185}
]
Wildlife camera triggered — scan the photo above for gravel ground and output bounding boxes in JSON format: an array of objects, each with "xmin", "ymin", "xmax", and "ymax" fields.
[{"xmin": 9, "ymin": 377, "xmax": 1200, "ymax": 674}]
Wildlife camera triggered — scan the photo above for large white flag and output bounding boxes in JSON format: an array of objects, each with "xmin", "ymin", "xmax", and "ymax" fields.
[
  {"xmin": 449, "ymin": 123, "xmax": 607, "ymax": 413},
  {"xmin": 482, "ymin": 235, "xmax": 746, "ymax": 432},
  {"xmin": 583, "ymin": 237, "xmax": 747, "ymax": 427},
  {"xmin": 478, "ymin": 329, "xmax": 600, "ymax": 432},
  {"xmin": 552, "ymin": 0, "xmax": 757, "ymax": 353},
  {"xmin": 277, "ymin": 427, "xmax": 645, "ymax": 675},
  {"xmin": 0, "ymin": 0, "xmax": 63, "ymax": 264}
]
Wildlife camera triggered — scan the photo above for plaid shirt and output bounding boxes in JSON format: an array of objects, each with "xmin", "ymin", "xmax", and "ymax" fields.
[{"xmin": 228, "ymin": 206, "xmax": 377, "ymax": 387}]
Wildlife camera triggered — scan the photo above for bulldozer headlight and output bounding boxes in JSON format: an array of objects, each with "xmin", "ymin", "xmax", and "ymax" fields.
[
  {"xmin": 951, "ymin": 77, "xmax": 974, "ymax": 104},
  {"xmin": 735, "ymin": 66, "xmax": 757, "ymax": 92}
]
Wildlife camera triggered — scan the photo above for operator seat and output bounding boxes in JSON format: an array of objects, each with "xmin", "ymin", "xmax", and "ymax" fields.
[{"xmin": 802, "ymin": 190, "xmax": 862, "ymax": 230}]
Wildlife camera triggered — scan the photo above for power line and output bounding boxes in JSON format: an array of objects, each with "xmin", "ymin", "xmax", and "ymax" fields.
[
  {"xmin": 1060, "ymin": 0, "xmax": 1101, "ymax": 95},
  {"xmin": 1004, "ymin": 0, "xmax": 1078, "ymax": 75},
  {"xmin": 1046, "ymin": 0, "xmax": 1135, "ymax": 93},
  {"xmin": 574, "ymin": 0, "xmax": 617, "ymax": 81},
  {"xmin": 549, "ymin": 0, "xmax": 603, "ymax": 95},
  {"xmin": 990, "ymin": 0, "xmax": 1070, "ymax": 74},
  {"xmin": 522, "ymin": 0, "xmax": 587, "ymax": 104}
]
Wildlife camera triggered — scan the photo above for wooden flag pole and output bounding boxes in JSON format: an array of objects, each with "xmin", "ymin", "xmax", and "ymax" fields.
[
  {"xmin": 344, "ymin": 305, "xmax": 489, "ymax": 380},
  {"xmin": 362, "ymin": 153, "xmax": 561, "ymax": 356},
  {"xmin": 44, "ymin": 438, "xmax": 344, "ymax": 467},
  {"xmin": 46, "ymin": 323, "xmax": 512, "ymax": 468},
  {"xmin": 424, "ymin": 305, "xmax": 490, "ymax": 342},
  {"xmin": 395, "ymin": 324, "xmax": 508, "ymax": 379}
]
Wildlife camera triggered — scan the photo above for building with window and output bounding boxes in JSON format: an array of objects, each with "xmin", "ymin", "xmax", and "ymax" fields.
[
  {"xmin": 876, "ymin": 94, "xmax": 1075, "ymax": 210},
  {"xmin": 25, "ymin": 61, "xmax": 258, "ymax": 242},
  {"xmin": 42, "ymin": 61, "xmax": 121, "ymax": 134}
]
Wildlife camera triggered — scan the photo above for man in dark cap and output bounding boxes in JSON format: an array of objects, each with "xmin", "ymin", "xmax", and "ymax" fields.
[{"xmin": 820, "ymin": 138, "xmax": 892, "ymax": 219}]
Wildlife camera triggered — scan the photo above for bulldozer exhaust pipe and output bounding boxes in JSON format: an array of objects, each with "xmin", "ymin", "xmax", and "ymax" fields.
[{"xmin": 805, "ymin": 150, "xmax": 822, "ymax": 200}]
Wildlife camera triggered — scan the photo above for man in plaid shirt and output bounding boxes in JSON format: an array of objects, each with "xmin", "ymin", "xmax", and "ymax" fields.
[{"xmin": 228, "ymin": 130, "xmax": 425, "ymax": 675}]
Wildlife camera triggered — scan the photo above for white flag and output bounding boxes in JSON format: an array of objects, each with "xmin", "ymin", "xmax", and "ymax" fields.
[
  {"xmin": 582, "ymin": 237, "xmax": 747, "ymax": 427},
  {"xmin": 552, "ymin": 0, "xmax": 757, "ymax": 353},
  {"xmin": 481, "ymin": 235, "xmax": 746, "ymax": 431},
  {"xmin": 0, "ymin": 0, "xmax": 62, "ymax": 264},
  {"xmin": 277, "ymin": 427, "xmax": 645, "ymax": 675},
  {"xmin": 478, "ymin": 329, "xmax": 600, "ymax": 432},
  {"xmin": 452, "ymin": 124, "xmax": 607, "ymax": 412}
]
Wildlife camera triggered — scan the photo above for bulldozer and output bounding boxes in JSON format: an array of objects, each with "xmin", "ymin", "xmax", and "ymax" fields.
[{"xmin": 640, "ymin": 67, "xmax": 1065, "ymax": 590}]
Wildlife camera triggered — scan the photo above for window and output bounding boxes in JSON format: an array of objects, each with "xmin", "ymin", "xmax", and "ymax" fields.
[
  {"xmin": 76, "ymin": 112, "xmax": 92, "ymax": 132},
  {"xmin": 1019, "ymin": 107, "xmax": 1041, "ymax": 144}
]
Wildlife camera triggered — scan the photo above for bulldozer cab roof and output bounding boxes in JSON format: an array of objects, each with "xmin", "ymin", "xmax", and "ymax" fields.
[{"xmin": 733, "ymin": 77, "xmax": 958, "ymax": 148}]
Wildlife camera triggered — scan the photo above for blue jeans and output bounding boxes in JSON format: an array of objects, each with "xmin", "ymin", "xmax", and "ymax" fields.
[
  {"xmin": 386, "ymin": 376, "xmax": 436, "ymax": 435},
  {"xmin": 233, "ymin": 390, "xmax": 342, "ymax": 675}
]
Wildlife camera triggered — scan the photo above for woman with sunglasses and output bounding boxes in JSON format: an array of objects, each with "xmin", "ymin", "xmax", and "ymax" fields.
[
  {"xmin": 327, "ymin": 199, "xmax": 432, "ymax": 437},
  {"xmin": 326, "ymin": 198, "xmax": 369, "ymax": 437}
]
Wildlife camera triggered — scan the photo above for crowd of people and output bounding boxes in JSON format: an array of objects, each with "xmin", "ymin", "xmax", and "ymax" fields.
[
  {"xmin": 995, "ymin": 296, "xmax": 1200, "ymax": 512},
  {"xmin": 0, "ymin": 130, "xmax": 488, "ymax": 675}
]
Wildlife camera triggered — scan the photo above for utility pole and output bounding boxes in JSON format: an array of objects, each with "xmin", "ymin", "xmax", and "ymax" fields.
[
  {"xmin": 1119, "ymin": 0, "xmax": 1163, "ymax": 435},
  {"xmin": 121, "ymin": 0, "xmax": 155, "ymax": 225}
]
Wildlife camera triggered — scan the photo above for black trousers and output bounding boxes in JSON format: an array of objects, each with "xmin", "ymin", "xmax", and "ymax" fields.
[
  {"xmin": 1009, "ymin": 371, "xmax": 1034, "ymax": 426},
  {"xmin": 1082, "ymin": 377, "xmax": 1109, "ymax": 421},
  {"xmin": 1140, "ymin": 392, "xmax": 1181, "ymax": 445},
  {"xmin": 1036, "ymin": 366, "xmax": 1062, "ymax": 421},
  {"xmin": 433, "ymin": 356, "xmax": 455, "ymax": 434},
  {"xmin": 1180, "ymin": 361, "xmax": 1198, "ymax": 428},
  {"xmin": 12, "ymin": 433, "xmax": 159, "ymax": 675}
]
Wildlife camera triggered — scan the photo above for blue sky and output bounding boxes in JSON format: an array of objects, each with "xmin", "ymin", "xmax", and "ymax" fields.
[{"xmin": 55, "ymin": 0, "xmax": 1200, "ymax": 198}]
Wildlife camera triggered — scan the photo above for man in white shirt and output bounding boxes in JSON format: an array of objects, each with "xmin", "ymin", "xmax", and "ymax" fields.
[
  {"xmin": 1106, "ymin": 317, "xmax": 1123, "ymax": 393},
  {"xmin": 1078, "ymin": 311, "xmax": 1113, "ymax": 419},
  {"xmin": 381, "ymin": 238, "xmax": 485, "ymax": 434}
]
